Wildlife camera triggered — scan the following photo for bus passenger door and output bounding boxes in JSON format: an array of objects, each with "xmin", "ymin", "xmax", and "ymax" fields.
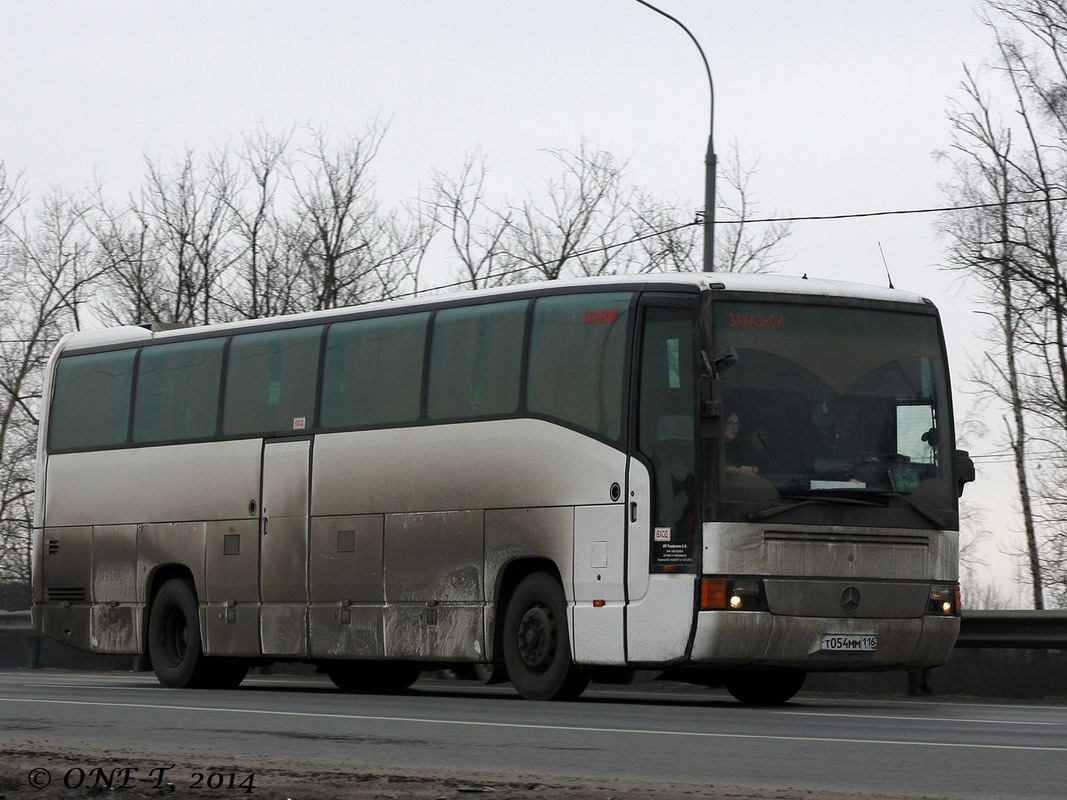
[
  {"xmin": 259, "ymin": 438, "xmax": 312, "ymax": 656},
  {"xmin": 626, "ymin": 299, "xmax": 700, "ymax": 663}
]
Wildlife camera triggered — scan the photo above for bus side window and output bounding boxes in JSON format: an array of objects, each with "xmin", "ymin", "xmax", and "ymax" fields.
[
  {"xmin": 133, "ymin": 338, "xmax": 224, "ymax": 443},
  {"xmin": 527, "ymin": 292, "xmax": 632, "ymax": 440},
  {"xmin": 321, "ymin": 313, "xmax": 428, "ymax": 428},
  {"xmin": 223, "ymin": 326, "xmax": 323, "ymax": 436},
  {"xmin": 637, "ymin": 306, "xmax": 697, "ymax": 542},
  {"xmin": 50, "ymin": 349, "xmax": 137, "ymax": 451},
  {"xmin": 427, "ymin": 301, "xmax": 526, "ymax": 420}
]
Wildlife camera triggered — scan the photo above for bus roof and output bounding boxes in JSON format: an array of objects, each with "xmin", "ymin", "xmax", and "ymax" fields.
[{"xmin": 56, "ymin": 272, "xmax": 933, "ymax": 354}]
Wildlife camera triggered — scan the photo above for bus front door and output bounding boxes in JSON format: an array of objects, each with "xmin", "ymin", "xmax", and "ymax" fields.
[
  {"xmin": 625, "ymin": 300, "xmax": 700, "ymax": 662},
  {"xmin": 259, "ymin": 438, "xmax": 312, "ymax": 656}
]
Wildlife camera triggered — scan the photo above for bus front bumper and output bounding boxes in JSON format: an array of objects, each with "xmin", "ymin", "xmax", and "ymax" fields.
[{"xmin": 689, "ymin": 610, "xmax": 959, "ymax": 670}]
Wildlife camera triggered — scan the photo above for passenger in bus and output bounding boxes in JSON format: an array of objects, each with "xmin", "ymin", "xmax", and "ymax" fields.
[
  {"xmin": 724, "ymin": 411, "xmax": 760, "ymax": 475},
  {"xmin": 721, "ymin": 410, "xmax": 780, "ymax": 517}
]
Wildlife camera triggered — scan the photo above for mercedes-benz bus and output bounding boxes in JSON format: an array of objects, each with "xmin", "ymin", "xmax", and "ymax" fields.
[{"xmin": 31, "ymin": 273, "xmax": 974, "ymax": 703}]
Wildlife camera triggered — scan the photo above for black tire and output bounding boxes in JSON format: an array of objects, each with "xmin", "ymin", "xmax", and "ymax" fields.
[
  {"xmin": 724, "ymin": 669, "xmax": 806, "ymax": 705},
  {"xmin": 147, "ymin": 578, "xmax": 247, "ymax": 689},
  {"xmin": 325, "ymin": 661, "xmax": 421, "ymax": 693},
  {"xmin": 502, "ymin": 572, "xmax": 590, "ymax": 701}
]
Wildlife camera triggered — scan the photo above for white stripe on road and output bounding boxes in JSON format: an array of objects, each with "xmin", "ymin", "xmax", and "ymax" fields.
[
  {"xmin": 2, "ymin": 697, "xmax": 1065, "ymax": 753},
  {"xmin": 774, "ymin": 710, "xmax": 1059, "ymax": 726}
]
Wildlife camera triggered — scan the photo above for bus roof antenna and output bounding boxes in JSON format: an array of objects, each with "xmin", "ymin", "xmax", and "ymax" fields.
[{"xmin": 878, "ymin": 242, "xmax": 895, "ymax": 289}]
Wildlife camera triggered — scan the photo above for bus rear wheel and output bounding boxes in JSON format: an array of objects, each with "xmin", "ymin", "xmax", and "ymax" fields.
[
  {"xmin": 724, "ymin": 669, "xmax": 806, "ymax": 705},
  {"xmin": 147, "ymin": 578, "xmax": 247, "ymax": 689},
  {"xmin": 503, "ymin": 573, "xmax": 590, "ymax": 701}
]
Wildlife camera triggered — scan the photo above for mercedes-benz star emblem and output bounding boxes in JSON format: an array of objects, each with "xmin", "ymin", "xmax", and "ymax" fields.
[{"xmin": 840, "ymin": 586, "xmax": 862, "ymax": 613}]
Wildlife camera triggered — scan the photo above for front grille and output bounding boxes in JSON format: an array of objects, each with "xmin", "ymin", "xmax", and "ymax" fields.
[
  {"xmin": 764, "ymin": 578, "xmax": 929, "ymax": 618},
  {"xmin": 47, "ymin": 587, "xmax": 87, "ymax": 602}
]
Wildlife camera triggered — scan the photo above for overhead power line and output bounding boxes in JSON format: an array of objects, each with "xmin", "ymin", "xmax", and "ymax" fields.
[
  {"xmin": 408, "ymin": 194, "xmax": 1067, "ymax": 298},
  {"xmin": 721, "ymin": 194, "xmax": 1067, "ymax": 225},
  {"xmin": 397, "ymin": 221, "xmax": 698, "ymax": 300}
]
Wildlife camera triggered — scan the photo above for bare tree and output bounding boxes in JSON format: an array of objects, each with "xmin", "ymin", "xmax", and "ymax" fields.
[
  {"xmin": 501, "ymin": 142, "xmax": 636, "ymax": 281},
  {"xmin": 627, "ymin": 190, "xmax": 701, "ymax": 273},
  {"xmin": 714, "ymin": 148, "xmax": 791, "ymax": 273},
  {"xmin": 0, "ymin": 188, "xmax": 102, "ymax": 582},
  {"xmin": 939, "ymin": 0, "xmax": 1067, "ymax": 607},
  {"xmin": 288, "ymin": 124, "xmax": 430, "ymax": 309},
  {"xmin": 89, "ymin": 123, "xmax": 434, "ymax": 323},
  {"xmin": 427, "ymin": 151, "xmax": 516, "ymax": 290},
  {"xmin": 142, "ymin": 148, "xmax": 241, "ymax": 324},
  {"xmin": 429, "ymin": 142, "xmax": 790, "ymax": 287},
  {"xmin": 89, "ymin": 190, "xmax": 168, "ymax": 325},
  {"xmin": 219, "ymin": 126, "xmax": 303, "ymax": 319},
  {"xmin": 0, "ymin": 162, "xmax": 30, "ymax": 584},
  {"xmin": 0, "ymin": 163, "xmax": 26, "ymax": 228},
  {"xmin": 91, "ymin": 148, "xmax": 241, "ymax": 326}
]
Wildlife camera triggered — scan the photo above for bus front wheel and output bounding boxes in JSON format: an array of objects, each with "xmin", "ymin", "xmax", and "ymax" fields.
[
  {"xmin": 724, "ymin": 669, "xmax": 806, "ymax": 705},
  {"xmin": 147, "ymin": 578, "xmax": 247, "ymax": 690},
  {"xmin": 503, "ymin": 573, "xmax": 590, "ymax": 701}
]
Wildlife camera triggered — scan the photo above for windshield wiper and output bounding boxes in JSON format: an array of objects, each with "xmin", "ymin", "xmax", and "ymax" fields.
[
  {"xmin": 867, "ymin": 490, "xmax": 948, "ymax": 529},
  {"xmin": 749, "ymin": 490, "xmax": 949, "ymax": 528},
  {"xmin": 746, "ymin": 494, "xmax": 881, "ymax": 521}
]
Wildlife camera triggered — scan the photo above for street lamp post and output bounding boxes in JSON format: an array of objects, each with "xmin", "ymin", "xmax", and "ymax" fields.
[{"xmin": 633, "ymin": 0, "xmax": 716, "ymax": 273}]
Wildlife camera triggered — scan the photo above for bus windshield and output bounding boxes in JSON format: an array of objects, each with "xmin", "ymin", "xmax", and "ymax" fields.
[{"xmin": 711, "ymin": 300, "xmax": 958, "ymax": 529}]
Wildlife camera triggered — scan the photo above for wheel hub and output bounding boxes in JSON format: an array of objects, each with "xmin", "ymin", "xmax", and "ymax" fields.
[{"xmin": 516, "ymin": 605, "xmax": 556, "ymax": 670}]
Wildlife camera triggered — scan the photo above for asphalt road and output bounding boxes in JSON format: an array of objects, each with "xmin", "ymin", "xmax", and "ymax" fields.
[{"xmin": 0, "ymin": 670, "xmax": 1064, "ymax": 799}]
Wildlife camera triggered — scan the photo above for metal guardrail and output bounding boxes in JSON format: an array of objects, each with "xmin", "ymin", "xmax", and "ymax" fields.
[
  {"xmin": 0, "ymin": 610, "xmax": 32, "ymax": 632},
  {"xmin": 956, "ymin": 610, "xmax": 1067, "ymax": 649}
]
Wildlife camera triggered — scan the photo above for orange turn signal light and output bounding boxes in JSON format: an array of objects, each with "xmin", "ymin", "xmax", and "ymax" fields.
[{"xmin": 700, "ymin": 578, "xmax": 729, "ymax": 610}]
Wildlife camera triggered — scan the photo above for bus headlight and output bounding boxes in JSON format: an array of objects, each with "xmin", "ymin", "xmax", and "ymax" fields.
[
  {"xmin": 700, "ymin": 577, "xmax": 767, "ymax": 611},
  {"xmin": 927, "ymin": 584, "xmax": 961, "ymax": 616}
]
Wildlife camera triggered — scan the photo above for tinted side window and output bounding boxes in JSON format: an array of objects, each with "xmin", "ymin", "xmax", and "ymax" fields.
[
  {"xmin": 527, "ymin": 292, "xmax": 632, "ymax": 440},
  {"xmin": 638, "ymin": 305, "xmax": 697, "ymax": 569},
  {"xmin": 223, "ymin": 326, "xmax": 323, "ymax": 436},
  {"xmin": 428, "ymin": 301, "xmax": 527, "ymax": 420},
  {"xmin": 49, "ymin": 349, "xmax": 136, "ymax": 451},
  {"xmin": 133, "ymin": 338, "xmax": 224, "ymax": 443},
  {"xmin": 321, "ymin": 313, "xmax": 428, "ymax": 428}
]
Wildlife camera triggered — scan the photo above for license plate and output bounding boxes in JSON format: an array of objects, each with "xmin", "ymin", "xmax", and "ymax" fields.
[{"xmin": 821, "ymin": 633, "xmax": 877, "ymax": 652}]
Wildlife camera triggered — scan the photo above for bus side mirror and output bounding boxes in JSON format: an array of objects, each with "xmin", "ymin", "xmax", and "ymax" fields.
[
  {"xmin": 708, "ymin": 347, "xmax": 738, "ymax": 375},
  {"xmin": 955, "ymin": 449, "xmax": 975, "ymax": 497},
  {"xmin": 698, "ymin": 347, "xmax": 736, "ymax": 436}
]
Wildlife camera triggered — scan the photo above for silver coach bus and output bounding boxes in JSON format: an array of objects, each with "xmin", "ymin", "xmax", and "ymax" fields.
[{"xmin": 31, "ymin": 273, "xmax": 974, "ymax": 703}]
